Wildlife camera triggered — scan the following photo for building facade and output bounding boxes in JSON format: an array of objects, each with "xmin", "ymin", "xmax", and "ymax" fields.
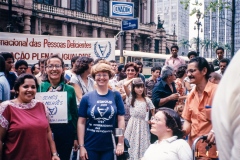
[
  {"xmin": 204, "ymin": 0, "xmax": 240, "ymax": 58},
  {"xmin": 156, "ymin": 0, "xmax": 189, "ymax": 55},
  {"xmin": 0, "ymin": 0, "xmax": 177, "ymax": 57}
]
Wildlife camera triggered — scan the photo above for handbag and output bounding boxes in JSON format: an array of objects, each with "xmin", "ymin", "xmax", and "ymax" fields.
[{"xmin": 113, "ymin": 92, "xmax": 130, "ymax": 160}]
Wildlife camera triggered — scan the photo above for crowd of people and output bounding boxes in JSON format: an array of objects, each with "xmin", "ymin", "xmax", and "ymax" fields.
[{"xmin": 0, "ymin": 44, "xmax": 232, "ymax": 160}]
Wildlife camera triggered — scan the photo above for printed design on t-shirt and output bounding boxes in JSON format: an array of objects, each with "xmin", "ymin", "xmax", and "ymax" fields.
[{"xmin": 91, "ymin": 105, "xmax": 114, "ymax": 121}]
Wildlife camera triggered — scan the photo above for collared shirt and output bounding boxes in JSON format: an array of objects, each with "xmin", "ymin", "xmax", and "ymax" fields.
[
  {"xmin": 215, "ymin": 69, "xmax": 223, "ymax": 75},
  {"xmin": 165, "ymin": 56, "xmax": 186, "ymax": 71},
  {"xmin": 0, "ymin": 72, "xmax": 10, "ymax": 102},
  {"xmin": 152, "ymin": 79, "xmax": 177, "ymax": 109},
  {"xmin": 145, "ymin": 77, "xmax": 157, "ymax": 99},
  {"xmin": 143, "ymin": 136, "xmax": 192, "ymax": 160},
  {"xmin": 182, "ymin": 81, "xmax": 218, "ymax": 158},
  {"xmin": 212, "ymin": 51, "xmax": 240, "ymax": 160}
]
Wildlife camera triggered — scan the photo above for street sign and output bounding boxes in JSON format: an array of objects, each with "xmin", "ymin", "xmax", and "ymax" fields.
[
  {"xmin": 109, "ymin": 1, "xmax": 134, "ymax": 18},
  {"xmin": 121, "ymin": 18, "xmax": 139, "ymax": 31}
]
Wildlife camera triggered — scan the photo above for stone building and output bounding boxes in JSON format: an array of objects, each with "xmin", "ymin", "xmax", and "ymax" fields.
[{"xmin": 0, "ymin": 0, "xmax": 177, "ymax": 54}]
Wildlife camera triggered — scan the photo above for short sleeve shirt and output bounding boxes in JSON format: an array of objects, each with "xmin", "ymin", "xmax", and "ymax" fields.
[
  {"xmin": 70, "ymin": 75, "xmax": 95, "ymax": 95},
  {"xmin": 182, "ymin": 81, "xmax": 218, "ymax": 158},
  {"xmin": 78, "ymin": 90, "xmax": 125, "ymax": 151},
  {"xmin": 165, "ymin": 56, "xmax": 186, "ymax": 71},
  {"xmin": 0, "ymin": 72, "xmax": 10, "ymax": 101}
]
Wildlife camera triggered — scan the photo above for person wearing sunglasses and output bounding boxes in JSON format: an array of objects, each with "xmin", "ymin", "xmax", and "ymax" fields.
[
  {"xmin": 142, "ymin": 108, "xmax": 192, "ymax": 160},
  {"xmin": 116, "ymin": 62, "xmax": 139, "ymax": 126}
]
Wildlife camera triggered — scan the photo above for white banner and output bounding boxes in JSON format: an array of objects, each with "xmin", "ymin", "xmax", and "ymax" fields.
[
  {"xmin": 35, "ymin": 92, "xmax": 68, "ymax": 123},
  {"xmin": 0, "ymin": 32, "xmax": 115, "ymax": 64}
]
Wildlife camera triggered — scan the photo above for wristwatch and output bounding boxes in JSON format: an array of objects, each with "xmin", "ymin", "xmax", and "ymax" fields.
[{"xmin": 52, "ymin": 152, "xmax": 59, "ymax": 157}]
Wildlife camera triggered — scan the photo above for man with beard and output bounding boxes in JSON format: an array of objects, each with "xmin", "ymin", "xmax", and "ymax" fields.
[
  {"xmin": 182, "ymin": 57, "xmax": 218, "ymax": 159},
  {"xmin": 165, "ymin": 45, "xmax": 185, "ymax": 71}
]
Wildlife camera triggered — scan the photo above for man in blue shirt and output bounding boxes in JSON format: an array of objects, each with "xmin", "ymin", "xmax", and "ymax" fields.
[
  {"xmin": 0, "ymin": 52, "xmax": 17, "ymax": 99},
  {"xmin": 0, "ymin": 55, "xmax": 10, "ymax": 102}
]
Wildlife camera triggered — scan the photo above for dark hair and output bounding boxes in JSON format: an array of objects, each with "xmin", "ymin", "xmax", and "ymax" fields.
[
  {"xmin": 187, "ymin": 51, "xmax": 198, "ymax": 59},
  {"xmin": 94, "ymin": 58, "xmax": 105, "ymax": 65},
  {"xmin": 171, "ymin": 45, "xmax": 179, "ymax": 51},
  {"xmin": 109, "ymin": 60, "xmax": 116, "ymax": 63},
  {"xmin": 118, "ymin": 64, "xmax": 125, "ymax": 72},
  {"xmin": 0, "ymin": 55, "xmax": 5, "ymax": 72},
  {"xmin": 134, "ymin": 60, "xmax": 143, "ymax": 66},
  {"xmin": 31, "ymin": 63, "xmax": 38, "ymax": 74},
  {"xmin": 0, "ymin": 52, "xmax": 14, "ymax": 62},
  {"xmin": 151, "ymin": 66, "xmax": 162, "ymax": 72},
  {"xmin": 176, "ymin": 65, "xmax": 187, "ymax": 78},
  {"xmin": 189, "ymin": 57, "xmax": 211, "ymax": 79},
  {"xmin": 73, "ymin": 56, "xmax": 94, "ymax": 75},
  {"xmin": 158, "ymin": 107, "xmax": 183, "ymax": 139},
  {"xmin": 38, "ymin": 58, "xmax": 47, "ymax": 65},
  {"xmin": 42, "ymin": 54, "xmax": 65, "ymax": 82},
  {"xmin": 220, "ymin": 58, "xmax": 230, "ymax": 66},
  {"xmin": 216, "ymin": 47, "xmax": 224, "ymax": 53},
  {"xmin": 209, "ymin": 63, "xmax": 215, "ymax": 72},
  {"xmin": 71, "ymin": 56, "xmax": 80, "ymax": 68},
  {"xmin": 131, "ymin": 78, "xmax": 146, "ymax": 107},
  {"xmin": 118, "ymin": 72, "xmax": 127, "ymax": 81},
  {"xmin": 14, "ymin": 74, "xmax": 39, "ymax": 97},
  {"xmin": 15, "ymin": 60, "xmax": 28, "ymax": 69},
  {"xmin": 124, "ymin": 62, "xmax": 139, "ymax": 73}
]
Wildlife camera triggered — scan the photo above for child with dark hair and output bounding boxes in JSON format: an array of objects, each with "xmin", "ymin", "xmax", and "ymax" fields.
[
  {"xmin": 15, "ymin": 60, "xmax": 28, "ymax": 77},
  {"xmin": 142, "ymin": 108, "xmax": 192, "ymax": 160},
  {"xmin": 123, "ymin": 78, "xmax": 155, "ymax": 160}
]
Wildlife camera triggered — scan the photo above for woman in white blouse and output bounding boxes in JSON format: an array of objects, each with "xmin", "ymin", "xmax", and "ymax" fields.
[{"xmin": 142, "ymin": 108, "xmax": 192, "ymax": 160}]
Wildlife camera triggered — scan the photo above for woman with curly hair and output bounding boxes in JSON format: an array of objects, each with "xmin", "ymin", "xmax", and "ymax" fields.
[
  {"xmin": 142, "ymin": 108, "xmax": 192, "ymax": 160},
  {"xmin": 78, "ymin": 62, "xmax": 125, "ymax": 160},
  {"xmin": 70, "ymin": 56, "xmax": 94, "ymax": 104}
]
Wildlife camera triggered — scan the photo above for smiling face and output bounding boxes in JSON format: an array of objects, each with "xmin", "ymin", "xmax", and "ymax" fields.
[
  {"xmin": 187, "ymin": 62, "xmax": 206, "ymax": 85},
  {"xmin": 134, "ymin": 85, "xmax": 144, "ymax": 96},
  {"xmin": 17, "ymin": 78, "xmax": 37, "ymax": 103},
  {"xmin": 46, "ymin": 58, "xmax": 63, "ymax": 82},
  {"xmin": 94, "ymin": 71, "xmax": 110, "ymax": 87},
  {"xmin": 125, "ymin": 66, "xmax": 136, "ymax": 79}
]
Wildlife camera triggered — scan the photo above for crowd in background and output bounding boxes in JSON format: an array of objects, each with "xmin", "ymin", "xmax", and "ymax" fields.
[{"xmin": 0, "ymin": 45, "xmax": 231, "ymax": 160}]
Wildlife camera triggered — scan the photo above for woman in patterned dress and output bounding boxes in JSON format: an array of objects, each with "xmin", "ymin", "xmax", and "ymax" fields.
[{"xmin": 123, "ymin": 78, "xmax": 155, "ymax": 160}]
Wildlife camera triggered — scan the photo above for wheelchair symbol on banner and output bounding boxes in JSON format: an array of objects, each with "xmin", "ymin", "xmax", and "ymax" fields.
[
  {"xmin": 48, "ymin": 106, "xmax": 58, "ymax": 116},
  {"xmin": 94, "ymin": 41, "xmax": 111, "ymax": 59}
]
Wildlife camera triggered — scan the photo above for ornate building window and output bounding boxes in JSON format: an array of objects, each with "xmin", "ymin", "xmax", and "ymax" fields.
[
  {"xmin": 98, "ymin": 0, "xmax": 109, "ymax": 17},
  {"xmin": 70, "ymin": 0, "xmax": 85, "ymax": 12},
  {"xmin": 34, "ymin": 0, "xmax": 54, "ymax": 5}
]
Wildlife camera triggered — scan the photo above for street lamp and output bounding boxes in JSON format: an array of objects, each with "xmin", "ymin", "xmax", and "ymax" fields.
[{"xmin": 194, "ymin": 10, "xmax": 202, "ymax": 56}]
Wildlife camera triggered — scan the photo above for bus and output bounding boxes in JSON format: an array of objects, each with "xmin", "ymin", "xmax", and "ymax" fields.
[{"xmin": 115, "ymin": 50, "xmax": 213, "ymax": 77}]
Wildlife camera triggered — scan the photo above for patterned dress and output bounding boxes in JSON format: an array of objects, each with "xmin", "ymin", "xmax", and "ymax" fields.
[{"xmin": 124, "ymin": 94, "xmax": 155, "ymax": 160}]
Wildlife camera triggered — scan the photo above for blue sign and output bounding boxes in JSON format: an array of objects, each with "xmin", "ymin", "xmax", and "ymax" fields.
[
  {"xmin": 110, "ymin": 1, "xmax": 134, "ymax": 18},
  {"xmin": 121, "ymin": 18, "xmax": 139, "ymax": 31}
]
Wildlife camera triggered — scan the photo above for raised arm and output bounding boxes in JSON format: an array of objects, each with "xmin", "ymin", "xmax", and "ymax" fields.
[{"xmin": 123, "ymin": 79, "xmax": 133, "ymax": 97}]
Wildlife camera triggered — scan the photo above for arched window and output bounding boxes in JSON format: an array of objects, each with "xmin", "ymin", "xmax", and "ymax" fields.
[{"xmin": 98, "ymin": 0, "xmax": 109, "ymax": 16}]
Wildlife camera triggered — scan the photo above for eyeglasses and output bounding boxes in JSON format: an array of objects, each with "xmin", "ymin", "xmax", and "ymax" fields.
[
  {"xmin": 95, "ymin": 74, "xmax": 109, "ymax": 78},
  {"xmin": 46, "ymin": 64, "xmax": 62, "ymax": 70},
  {"xmin": 150, "ymin": 116, "xmax": 160, "ymax": 122},
  {"xmin": 186, "ymin": 69, "xmax": 198, "ymax": 74},
  {"xmin": 126, "ymin": 69, "xmax": 135, "ymax": 72}
]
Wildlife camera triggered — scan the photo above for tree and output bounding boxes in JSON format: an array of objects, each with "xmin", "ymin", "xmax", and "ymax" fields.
[
  {"xmin": 180, "ymin": 0, "xmax": 240, "ymax": 58},
  {"xmin": 201, "ymin": 39, "xmax": 211, "ymax": 57},
  {"xmin": 224, "ymin": 43, "xmax": 231, "ymax": 58},
  {"xmin": 179, "ymin": 39, "xmax": 191, "ymax": 49}
]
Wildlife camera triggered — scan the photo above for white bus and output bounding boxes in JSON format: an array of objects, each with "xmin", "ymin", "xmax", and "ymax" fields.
[{"xmin": 115, "ymin": 50, "xmax": 213, "ymax": 77}]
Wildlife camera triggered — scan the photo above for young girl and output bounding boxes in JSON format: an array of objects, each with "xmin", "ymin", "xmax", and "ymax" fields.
[{"xmin": 123, "ymin": 78, "xmax": 155, "ymax": 160}]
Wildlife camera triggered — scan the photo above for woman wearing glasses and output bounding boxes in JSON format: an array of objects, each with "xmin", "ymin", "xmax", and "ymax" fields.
[
  {"xmin": 78, "ymin": 62, "xmax": 125, "ymax": 160},
  {"xmin": 142, "ymin": 108, "xmax": 192, "ymax": 160},
  {"xmin": 38, "ymin": 54, "xmax": 78, "ymax": 160},
  {"xmin": 116, "ymin": 62, "xmax": 139, "ymax": 126}
]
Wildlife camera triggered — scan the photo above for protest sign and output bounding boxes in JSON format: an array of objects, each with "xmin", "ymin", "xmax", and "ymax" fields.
[
  {"xmin": 0, "ymin": 32, "xmax": 115, "ymax": 64},
  {"xmin": 35, "ymin": 92, "xmax": 68, "ymax": 123}
]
